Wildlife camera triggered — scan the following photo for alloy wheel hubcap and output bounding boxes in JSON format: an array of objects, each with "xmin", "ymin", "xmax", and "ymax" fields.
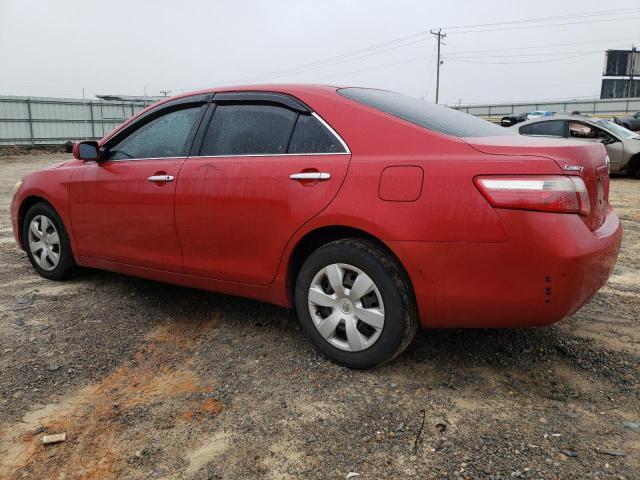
[
  {"xmin": 307, "ymin": 263, "xmax": 385, "ymax": 352},
  {"xmin": 28, "ymin": 215, "xmax": 61, "ymax": 271}
]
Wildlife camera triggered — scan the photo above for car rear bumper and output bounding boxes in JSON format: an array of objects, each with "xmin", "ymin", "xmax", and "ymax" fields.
[{"xmin": 390, "ymin": 207, "xmax": 622, "ymax": 328}]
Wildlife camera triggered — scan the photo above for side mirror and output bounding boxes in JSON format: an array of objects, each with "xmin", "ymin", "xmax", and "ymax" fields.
[{"xmin": 73, "ymin": 141, "xmax": 99, "ymax": 161}]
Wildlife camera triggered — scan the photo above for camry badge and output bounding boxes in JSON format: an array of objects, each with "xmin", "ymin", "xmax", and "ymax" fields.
[{"xmin": 564, "ymin": 165, "xmax": 584, "ymax": 172}]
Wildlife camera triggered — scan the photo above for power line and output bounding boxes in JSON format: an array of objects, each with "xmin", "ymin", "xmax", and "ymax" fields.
[
  {"xmin": 228, "ymin": 32, "xmax": 431, "ymax": 84},
  {"xmin": 441, "ymin": 8, "xmax": 640, "ymax": 30},
  {"xmin": 223, "ymin": 9, "xmax": 640, "ymax": 84},
  {"xmin": 234, "ymin": 36, "xmax": 430, "ymax": 83},
  {"xmin": 302, "ymin": 41, "xmax": 638, "ymax": 83},
  {"xmin": 443, "ymin": 37, "xmax": 640, "ymax": 56},
  {"xmin": 453, "ymin": 15, "xmax": 640, "ymax": 34},
  {"xmin": 445, "ymin": 52, "xmax": 600, "ymax": 65},
  {"xmin": 309, "ymin": 55, "xmax": 435, "ymax": 82},
  {"xmin": 447, "ymin": 49, "xmax": 605, "ymax": 59},
  {"xmin": 306, "ymin": 46, "xmax": 616, "ymax": 83}
]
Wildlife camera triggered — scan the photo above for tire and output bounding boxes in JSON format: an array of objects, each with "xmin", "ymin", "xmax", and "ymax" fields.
[
  {"xmin": 631, "ymin": 156, "xmax": 640, "ymax": 180},
  {"xmin": 294, "ymin": 238, "xmax": 419, "ymax": 369},
  {"xmin": 22, "ymin": 202, "xmax": 76, "ymax": 280}
]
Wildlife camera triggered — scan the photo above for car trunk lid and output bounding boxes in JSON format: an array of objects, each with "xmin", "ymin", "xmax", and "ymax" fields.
[{"xmin": 462, "ymin": 135, "xmax": 609, "ymax": 230}]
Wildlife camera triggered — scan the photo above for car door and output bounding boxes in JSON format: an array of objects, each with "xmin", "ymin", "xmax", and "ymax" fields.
[
  {"xmin": 568, "ymin": 121, "xmax": 626, "ymax": 171},
  {"xmin": 69, "ymin": 98, "xmax": 207, "ymax": 272},
  {"xmin": 175, "ymin": 93, "xmax": 351, "ymax": 285}
]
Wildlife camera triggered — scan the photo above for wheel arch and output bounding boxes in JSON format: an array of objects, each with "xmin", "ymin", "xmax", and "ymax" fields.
[
  {"xmin": 17, "ymin": 195, "xmax": 55, "ymax": 249},
  {"xmin": 285, "ymin": 225, "xmax": 415, "ymax": 305}
]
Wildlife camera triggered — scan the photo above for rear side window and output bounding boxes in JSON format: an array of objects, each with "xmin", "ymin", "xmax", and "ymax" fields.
[
  {"xmin": 107, "ymin": 106, "xmax": 201, "ymax": 160},
  {"xmin": 520, "ymin": 121, "xmax": 565, "ymax": 137},
  {"xmin": 200, "ymin": 104, "xmax": 297, "ymax": 156},
  {"xmin": 289, "ymin": 114, "xmax": 346, "ymax": 154},
  {"xmin": 337, "ymin": 87, "xmax": 512, "ymax": 138}
]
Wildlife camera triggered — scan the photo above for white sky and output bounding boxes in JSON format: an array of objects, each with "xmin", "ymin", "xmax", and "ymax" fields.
[{"xmin": 1, "ymin": 0, "xmax": 639, "ymax": 104}]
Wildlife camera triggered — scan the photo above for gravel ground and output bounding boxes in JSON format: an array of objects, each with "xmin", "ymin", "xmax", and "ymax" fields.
[{"xmin": 0, "ymin": 153, "xmax": 638, "ymax": 480}]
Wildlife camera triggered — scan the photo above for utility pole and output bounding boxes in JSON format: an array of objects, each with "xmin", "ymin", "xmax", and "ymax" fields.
[
  {"xmin": 431, "ymin": 29, "xmax": 446, "ymax": 103},
  {"xmin": 160, "ymin": 89, "xmax": 171, "ymax": 97},
  {"xmin": 628, "ymin": 45, "xmax": 636, "ymax": 99}
]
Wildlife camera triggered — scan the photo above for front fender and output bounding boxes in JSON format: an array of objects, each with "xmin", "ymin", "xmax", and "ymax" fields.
[{"xmin": 11, "ymin": 167, "xmax": 77, "ymax": 257}]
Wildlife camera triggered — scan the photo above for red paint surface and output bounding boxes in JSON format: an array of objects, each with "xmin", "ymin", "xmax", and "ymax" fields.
[{"xmin": 10, "ymin": 84, "xmax": 622, "ymax": 329}]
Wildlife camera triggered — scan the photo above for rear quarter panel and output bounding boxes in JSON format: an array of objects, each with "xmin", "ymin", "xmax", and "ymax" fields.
[{"xmin": 292, "ymin": 93, "xmax": 564, "ymax": 243}]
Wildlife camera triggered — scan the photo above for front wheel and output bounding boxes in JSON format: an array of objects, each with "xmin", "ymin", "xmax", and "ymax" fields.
[
  {"xmin": 294, "ymin": 238, "xmax": 418, "ymax": 368},
  {"xmin": 22, "ymin": 202, "xmax": 76, "ymax": 280}
]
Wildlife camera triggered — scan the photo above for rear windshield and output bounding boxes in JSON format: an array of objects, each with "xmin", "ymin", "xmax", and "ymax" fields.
[{"xmin": 337, "ymin": 87, "xmax": 513, "ymax": 138}]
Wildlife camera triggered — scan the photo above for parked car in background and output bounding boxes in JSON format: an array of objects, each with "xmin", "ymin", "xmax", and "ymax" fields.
[
  {"xmin": 11, "ymin": 85, "xmax": 622, "ymax": 368},
  {"xmin": 500, "ymin": 112, "xmax": 529, "ymax": 127},
  {"xmin": 514, "ymin": 116, "xmax": 640, "ymax": 177},
  {"xmin": 614, "ymin": 112, "xmax": 640, "ymax": 131},
  {"xmin": 527, "ymin": 111, "xmax": 554, "ymax": 120}
]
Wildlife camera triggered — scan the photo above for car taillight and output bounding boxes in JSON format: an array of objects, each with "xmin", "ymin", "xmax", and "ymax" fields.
[{"xmin": 475, "ymin": 175, "xmax": 590, "ymax": 216}]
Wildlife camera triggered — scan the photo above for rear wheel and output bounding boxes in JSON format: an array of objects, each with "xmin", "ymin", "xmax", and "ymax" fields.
[
  {"xmin": 294, "ymin": 238, "xmax": 418, "ymax": 368},
  {"xmin": 22, "ymin": 202, "xmax": 76, "ymax": 280}
]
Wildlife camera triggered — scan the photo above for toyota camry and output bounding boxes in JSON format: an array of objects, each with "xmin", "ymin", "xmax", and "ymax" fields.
[{"xmin": 10, "ymin": 85, "xmax": 622, "ymax": 368}]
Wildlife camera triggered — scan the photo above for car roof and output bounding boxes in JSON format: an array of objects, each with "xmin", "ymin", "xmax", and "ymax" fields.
[
  {"xmin": 132, "ymin": 84, "xmax": 344, "ymax": 116},
  {"xmin": 156, "ymin": 84, "xmax": 340, "ymax": 104}
]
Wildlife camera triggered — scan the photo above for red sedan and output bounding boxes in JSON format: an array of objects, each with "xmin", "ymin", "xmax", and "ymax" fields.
[{"xmin": 10, "ymin": 85, "xmax": 622, "ymax": 368}]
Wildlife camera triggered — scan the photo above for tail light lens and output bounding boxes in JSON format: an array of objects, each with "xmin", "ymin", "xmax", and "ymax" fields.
[{"xmin": 475, "ymin": 175, "xmax": 590, "ymax": 216}]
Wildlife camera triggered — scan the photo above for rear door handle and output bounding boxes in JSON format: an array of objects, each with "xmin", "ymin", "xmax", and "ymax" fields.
[
  {"xmin": 147, "ymin": 175, "xmax": 174, "ymax": 183},
  {"xmin": 289, "ymin": 172, "xmax": 331, "ymax": 181}
]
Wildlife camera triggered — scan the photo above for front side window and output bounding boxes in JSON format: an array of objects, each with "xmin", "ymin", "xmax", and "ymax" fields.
[
  {"xmin": 107, "ymin": 106, "xmax": 201, "ymax": 160},
  {"xmin": 289, "ymin": 114, "xmax": 346, "ymax": 154},
  {"xmin": 200, "ymin": 104, "xmax": 297, "ymax": 156},
  {"xmin": 569, "ymin": 122, "xmax": 598, "ymax": 139},
  {"xmin": 520, "ymin": 121, "xmax": 565, "ymax": 137}
]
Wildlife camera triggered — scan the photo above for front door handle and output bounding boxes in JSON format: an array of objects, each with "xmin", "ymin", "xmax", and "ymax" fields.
[
  {"xmin": 289, "ymin": 172, "xmax": 331, "ymax": 181},
  {"xmin": 147, "ymin": 175, "xmax": 174, "ymax": 183}
]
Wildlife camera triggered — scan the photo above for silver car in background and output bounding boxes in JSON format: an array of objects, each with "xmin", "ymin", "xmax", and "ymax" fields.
[{"xmin": 512, "ymin": 116, "xmax": 640, "ymax": 177}]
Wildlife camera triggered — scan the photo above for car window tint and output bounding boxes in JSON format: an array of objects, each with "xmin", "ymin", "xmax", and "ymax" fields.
[
  {"xmin": 519, "ymin": 124, "xmax": 533, "ymax": 135},
  {"xmin": 337, "ymin": 87, "xmax": 513, "ymax": 138},
  {"xmin": 288, "ymin": 114, "xmax": 346, "ymax": 154},
  {"xmin": 522, "ymin": 121, "xmax": 565, "ymax": 137},
  {"xmin": 107, "ymin": 107, "xmax": 201, "ymax": 160},
  {"xmin": 200, "ymin": 104, "xmax": 297, "ymax": 156}
]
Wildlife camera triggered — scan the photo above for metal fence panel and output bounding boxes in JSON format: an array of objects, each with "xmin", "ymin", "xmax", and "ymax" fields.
[
  {"xmin": 0, "ymin": 95, "xmax": 153, "ymax": 145},
  {"xmin": 2, "ymin": 94, "xmax": 639, "ymax": 145},
  {"xmin": 0, "ymin": 121, "xmax": 31, "ymax": 144},
  {"xmin": 451, "ymin": 97, "xmax": 640, "ymax": 120}
]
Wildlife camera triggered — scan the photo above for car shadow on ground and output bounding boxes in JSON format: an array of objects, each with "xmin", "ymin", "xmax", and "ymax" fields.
[{"xmin": 74, "ymin": 266, "xmax": 633, "ymax": 385}]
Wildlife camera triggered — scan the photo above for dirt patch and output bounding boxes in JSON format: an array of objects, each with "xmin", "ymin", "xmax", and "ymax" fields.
[
  {"xmin": 0, "ymin": 319, "xmax": 221, "ymax": 479},
  {"xmin": 0, "ymin": 154, "xmax": 639, "ymax": 479}
]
